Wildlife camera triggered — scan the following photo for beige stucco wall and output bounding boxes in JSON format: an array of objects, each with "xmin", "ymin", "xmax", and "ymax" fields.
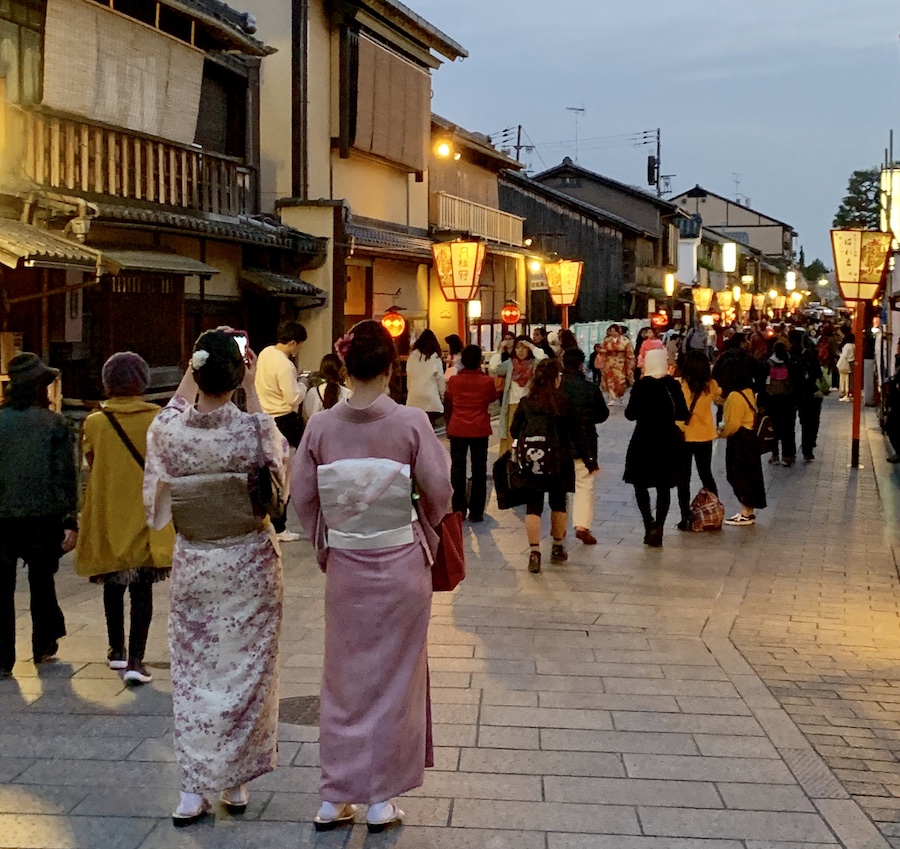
[
  {"xmin": 277, "ymin": 204, "xmax": 336, "ymax": 362},
  {"xmin": 429, "ymin": 156, "xmax": 500, "ymax": 210},
  {"xmin": 332, "ymin": 155, "xmax": 428, "ymax": 227}
]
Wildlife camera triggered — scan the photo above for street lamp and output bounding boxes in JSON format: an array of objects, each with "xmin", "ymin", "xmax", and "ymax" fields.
[
  {"xmin": 432, "ymin": 240, "xmax": 487, "ymax": 338},
  {"xmin": 831, "ymin": 228, "xmax": 894, "ymax": 467},
  {"xmin": 664, "ymin": 272, "xmax": 676, "ymax": 330},
  {"xmin": 785, "ymin": 270, "xmax": 797, "ymax": 291},
  {"xmin": 722, "ymin": 242, "xmax": 738, "ymax": 274},
  {"xmin": 544, "ymin": 259, "xmax": 584, "ymax": 330}
]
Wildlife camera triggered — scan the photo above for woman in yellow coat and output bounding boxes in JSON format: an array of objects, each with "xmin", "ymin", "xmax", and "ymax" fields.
[{"xmin": 75, "ymin": 353, "xmax": 174, "ymax": 685}]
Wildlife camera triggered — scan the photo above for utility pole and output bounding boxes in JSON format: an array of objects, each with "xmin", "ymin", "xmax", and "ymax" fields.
[
  {"xmin": 656, "ymin": 128, "xmax": 662, "ymax": 197},
  {"xmin": 515, "ymin": 125, "xmax": 523, "ymax": 162}
]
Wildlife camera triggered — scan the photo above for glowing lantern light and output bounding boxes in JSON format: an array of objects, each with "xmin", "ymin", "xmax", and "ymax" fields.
[
  {"xmin": 785, "ymin": 270, "xmax": 797, "ymax": 291},
  {"xmin": 716, "ymin": 289, "xmax": 733, "ymax": 310},
  {"xmin": 381, "ymin": 308, "xmax": 406, "ymax": 339},
  {"xmin": 739, "ymin": 293, "xmax": 753, "ymax": 311},
  {"xmin": 753, "ymin": 293, "xmax": 766, "ymax": 311},
  {"xmin": 664, "ymin": 273, "xmax": 675, "ymax": 297},
  {"xmin": 831, "ymin": 229, "xmax": 893, "ymax": 302},
  {"xmin": 432, "ymin": 240, "xmax": 487, "ymax": 336},
  {"xmin": 768, "ymin": 288, "xmax": 779, "ymax": 299},
  {"xmin": 774, "ymin": 295, "xmax": 787, "ymax": 310},
  {"xmin": 722, "ymin": 242, "xmax": 737, "ymax": 273},
  {"xmin": 732, "ymin": 285, "xmax": 742, "ymax": 303},
  {"xmin": 544, "ymin": 259, "xmax": 584, "ymax": 329},
  {"xmin": 500, "ymin": 301, "xmax": 521, "ymax": 324},
  {"xmin": 691, "ymin": 286, "xmax": 714, "ymax": 312}
]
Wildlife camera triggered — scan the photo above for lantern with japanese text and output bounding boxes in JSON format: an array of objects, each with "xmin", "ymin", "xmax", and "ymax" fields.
[
  {"xmin": 500, "ymin": 301, "xmax": 521, "ymax": 324},
  {"xmin": 432, "ymin": 240, "xmax": 487, "ymax": 336},
  {"xmin": 381, "ymin": 308, "xmax": 406, "ymax": 339},
  {"xmin": 544, "ymin": 259, "xmax": 584, "ymax": 329}
]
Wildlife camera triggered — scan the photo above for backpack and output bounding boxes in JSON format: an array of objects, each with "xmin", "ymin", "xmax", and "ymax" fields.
[
  {"xmin": 767, "ymin": 362, "xmax": 791, "ymax": 396},
  {"xmin": 514, "ymin": 409, "xmax": 563, "ymax": 478},
  {"xmin": 738, "ymin": 391, "xmax": 774, "ymax": 455}
]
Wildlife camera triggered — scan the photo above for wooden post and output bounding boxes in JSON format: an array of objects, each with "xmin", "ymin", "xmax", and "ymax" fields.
[
  {"xmin": 40, "ymin": 269, "xmax": 49, "ymax": 362},
  {"xmin": 850, "ymin": 302, "xmax": 866, "ymax": 468},
  {"xmin": 561, "ymin": 305, "xmax": 569, "ymax": 330},
  {"xmin": 458, "ymin": 301, "xmax": 466, "ymax": 342}
]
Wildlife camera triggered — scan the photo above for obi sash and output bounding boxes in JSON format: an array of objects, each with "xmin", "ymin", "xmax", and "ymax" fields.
[{"xmin": 316, "ymin": 458, "xmax": 416, "ymax": 550}]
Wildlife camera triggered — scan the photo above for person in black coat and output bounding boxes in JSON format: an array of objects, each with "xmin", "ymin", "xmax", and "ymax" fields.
[
  {"xmin": 560, "ymin": 348, "xmax": 608, "ymax": 545},
  {"xmin": 511, "ymin": 359, "xmax": 590, "ymax": 573},
  {"xmin": 624, "ymin": 348, "xmax": 689, "ymax": 548},
  {"xmin": 788, "ymin": 329, "xmax": 824, "ymax": 463}
]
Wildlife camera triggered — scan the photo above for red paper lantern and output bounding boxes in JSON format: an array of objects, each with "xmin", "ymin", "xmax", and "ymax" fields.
[
  {"xmin": 381, "ymin": 309, "xmax": 406, "ymax": 339},
  {"xmin": 500, "ymin": 302, "xmax": 521, "ymax": 324}
]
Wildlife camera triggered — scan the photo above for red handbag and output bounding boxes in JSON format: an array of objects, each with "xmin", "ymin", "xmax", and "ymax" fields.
[{"xmin": 431, "ymin": 511, "xmax": 466, "ymax": 592}]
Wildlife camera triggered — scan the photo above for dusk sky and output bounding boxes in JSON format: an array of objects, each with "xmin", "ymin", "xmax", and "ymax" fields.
[{"xmin": 414, "ymin": 0, "xmax": 900, "ymax": 266}]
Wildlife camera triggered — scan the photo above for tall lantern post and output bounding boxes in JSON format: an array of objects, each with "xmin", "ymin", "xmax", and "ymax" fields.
[
  {"xmin": 544, "ymin": 259, "xmax": 584, "ymax": 330},
  {"xmin": 431, "ymin": 241, "xmax": 487, "ymax": 338},
  {"xmin": 831, "ymin": 229, "xmax": 894, "ymax": 468}
]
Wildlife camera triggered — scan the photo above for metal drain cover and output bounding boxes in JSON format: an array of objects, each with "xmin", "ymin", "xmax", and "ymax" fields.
[{"xmin": 279, "ymin": 695, "xmax": 320, "ymax": 726}]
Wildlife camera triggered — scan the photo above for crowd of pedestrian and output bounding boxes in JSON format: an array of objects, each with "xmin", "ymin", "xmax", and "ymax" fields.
[{"xmin": 0, "ymin": 312, "xmax": 860, "ymax": 832}]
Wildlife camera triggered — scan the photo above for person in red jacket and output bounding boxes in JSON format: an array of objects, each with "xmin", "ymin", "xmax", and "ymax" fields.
[{"xmin": 445, "ymin": 345, "xmax": 497, "ymax": 522}]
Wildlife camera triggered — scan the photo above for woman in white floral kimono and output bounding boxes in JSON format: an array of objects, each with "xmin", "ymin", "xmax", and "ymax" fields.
[
  {"xmin": 293, "ymin": 320, "xmax": 452, "ymax": 834},
  {"xmin": 144, "ymin": 330, "xmax": 288, "ymax": 826}
]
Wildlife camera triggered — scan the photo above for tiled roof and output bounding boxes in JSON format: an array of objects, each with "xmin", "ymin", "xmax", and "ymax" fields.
[
  {"xmin": 346, "ymin": 221, "xmax": 434, "ymax": 259},
  {"xmin": 159, "ymin": 1, "xmax": 271, "ymax": 54},
  {"xmin": 0, "ymin": 219, "xmax": 97, "ymax": 269},
  {"xmin": 240, "ymin": 270, "xmax": 327, "ymax": 307},
  {"xmin": 93, "ymin": 203, "xmax": 325, "ymax": 254}
]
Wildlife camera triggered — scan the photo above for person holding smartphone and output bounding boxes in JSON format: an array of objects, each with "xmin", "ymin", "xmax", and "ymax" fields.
[{"xmin": 254, "ymin": 320, "xmax": 308, "ymax": 542}]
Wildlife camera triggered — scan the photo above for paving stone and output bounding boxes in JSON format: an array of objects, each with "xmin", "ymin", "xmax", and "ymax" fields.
[
  {"xmin": 137, "ymin": 819, "xmax": 349, "ymax": 848},
  {"xmin": 539, "ymin": 729, "xmax": 700, "ymax": 755},
  {"xmin": 459, "ymin": 748, "xmax": 624, "ymax": 778},
  {"xmin": 476, "ymin": 726, "xmax": 540, "ymax": 750},
  {"xmin": 637, "ymin": 807, "xmax": 837, "ymax": 842},
  {"xmin": 624, "ymin": 753, "xmax": 795, "ymax": 784},
  {"xmin": 548, "ymin": 838, "xmax": 744, "ymax": 849},
  {"xmin": 692, "ymin": 735, "xmax": 781, "ymax": 759},
  {"xmin": 480, "ymin": 705, "xmax": 613, "ymax": 731},
  {"xmin": 450, "ymin": 799, "xmax": 640, "ymax": 833},
  {"xmin": 0, "ymin": 813, "xmax": 156, "ymax": 849},
  {"xmin": 716, "ymin": 783, "xmax": 816, "ymax": 812},
  {"xmin": 612, "ymin": 712, "xmax": 764, "ymax": 735},
  {"xmin": 344, "ymin": 826, "xmax": 546, "ymax": 848},
  {"xmin": 546, "ymin": 775, "xmax": 722, "ymax": 808},
  {"xmin": 813, "ymin": 798, "xmax": 893, "ymax": 849},
  {"xmin": 0, "ymin": 786, "xmax": 88, "ymax": 815},
  {"xmin": 413, "ymin": 771, "xmax": 542, "ymax": 801}
]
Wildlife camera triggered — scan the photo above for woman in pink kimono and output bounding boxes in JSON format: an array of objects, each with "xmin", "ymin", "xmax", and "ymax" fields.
[
  {"xmin": 144, "ymin": 330, "xmax": 287, "ymax": 826},
  {"xmin": 597, "ymin": 324, "xmax": 635, "ymax": 405},
  {"xmin": 292, "ymin": 320, "xmax": 452, "ymax": 834}
]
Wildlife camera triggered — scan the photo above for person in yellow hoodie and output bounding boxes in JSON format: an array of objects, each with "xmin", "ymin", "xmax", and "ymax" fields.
[
  {"xmin": 676, "ymin": 350, "xmax": 722, "ymax": 530},
  {"xmin": 75, "ymin": 353, "xmax": 174, "ymax": 685}
]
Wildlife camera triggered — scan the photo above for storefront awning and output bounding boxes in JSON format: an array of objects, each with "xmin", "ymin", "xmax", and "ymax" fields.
[
  {"xmin": 0, "ymin": 219, "xmax": 98, "ymax": 269},
  {"xmin": 102, "ymin": 251, "xmax": 220, "ymax": 276},
  {"xmin": 239, "ymin": 270, "xmax": 327, "ymax": 308}
]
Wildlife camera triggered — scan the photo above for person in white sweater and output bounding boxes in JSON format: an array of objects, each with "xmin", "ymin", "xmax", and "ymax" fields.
[{"xmin": 406, "ymin": 329, "xmax": 445, "ymax": 426}]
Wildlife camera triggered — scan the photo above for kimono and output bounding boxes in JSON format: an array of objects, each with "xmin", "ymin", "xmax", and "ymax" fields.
[
  {"xmin": 292, "ymin": 394, "xmax": 452, "ymax": 804},
  {"xmin": 144, "ymin": 396, "xmax": 288, "ymax": 793},
  {"xmin": 597, "ymin": 335, "xmax": 635, "ymax": 400}
]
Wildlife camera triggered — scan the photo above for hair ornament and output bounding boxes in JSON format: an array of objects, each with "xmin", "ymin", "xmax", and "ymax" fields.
[
  {"xmin": 334, "ymin": 333, "xmax": 354, "ymax": 363},
  {"xmin": 191, "ymin": 350, "xmax": 210, "ymax": 370}
]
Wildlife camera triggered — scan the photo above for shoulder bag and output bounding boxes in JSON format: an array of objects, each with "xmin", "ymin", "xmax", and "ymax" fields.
[
  {"xmin": 738, "ymin": 391, "xmax": 775, "ymax": 454},
  {"xmin": 102, "ymin": 410, "xmax": 144, "ymax": 469},
  {"xmin": 249, "ymin": 415, "xmax": 287, "ymax": 521}
]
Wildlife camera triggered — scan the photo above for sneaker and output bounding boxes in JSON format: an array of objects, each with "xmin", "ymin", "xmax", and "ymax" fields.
[
  {"xmin": 527, "ymin": 550, "xmax": 541, "ymax": 573},
  {"xmin": 550, "ymin": 544, "xmax": 568, "ymax": 563},
  {"xmin": 575, "ymin": 528, "xmax": 597, "ymax": 545},
  {"xmin": 275, "ymin": 530, "xmax": 302, "ymax": 542},
  {"xmin": 724, "ymin": 513, "xmax": 756, "ymax": 526},
  {"xmin": 107, "ymin": 649, "xmax": 127, "ymax": 671},
  {"xmin": 124, "ymin": 660, "xmax": 153, "ymax": 685}
]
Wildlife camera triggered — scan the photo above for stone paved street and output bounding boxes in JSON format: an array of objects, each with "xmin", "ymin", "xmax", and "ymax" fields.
[{"xmin": 3, "ymin": 395, "xmax": 900, "ymax": 848}]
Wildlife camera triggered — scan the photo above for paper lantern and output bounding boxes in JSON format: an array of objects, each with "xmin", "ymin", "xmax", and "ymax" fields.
[
  {"xmin": 716, "ymin": 290, "xmax": 733, "ymax": 310},
  {"xmin": 739, "ymin": 293, "xmax": 753, "ymax": 311},
  {"xmin": 752, "ymin": 294, "xmax": 766, "ymax": 311},
  {"xmin": 691, "ymin": 286, "xmax": 714, "ymax": 312},
  {"xmin": 774, "ymin": 295, "xmax": 787, "ymax": 310},
  {"xmin": 831, "ymin": 229, "xmax": 893, "ymax": 301},
  {"xmin": 722, "ymin": 242, "xmax": 737, "ymax": 273},
  {"xmin": 381, "ymin": 309, "xmax": 406, "ymax": 339},
  {"xmin": 500, "ymin": 302, "xmax": 521, "ymax": 324},
  {"xmin": 432, "ymin": 241, "xmax": 487, "ymax": 302},
  {"xmin": 664, "ymin": 273, "xmax": 675, "ymax": 297},
  {"xmin": 544, "ymin": 260, "xmax": 584, "ymax": 308}
]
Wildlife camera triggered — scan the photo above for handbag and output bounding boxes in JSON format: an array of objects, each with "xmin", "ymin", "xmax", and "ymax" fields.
[
  {"xmin": 431, "ymin": 511, "xmax": 466, "ymax": 592},
  {"xmin": 250, "ymin": 415, "xmax": 287, "ymax": 521},
  {"xmin": 492, "ymin": 450, "xmax": 530, "ymax": 510},
  {"xmin": 689, "ymin": 487, "xmax": 725, "ymax": 532}
]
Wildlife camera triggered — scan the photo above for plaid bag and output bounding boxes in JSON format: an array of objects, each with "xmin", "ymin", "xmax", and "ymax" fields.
[{"xmin": 689, "ymin": 487, "xmax": 725, "ymax": 532}]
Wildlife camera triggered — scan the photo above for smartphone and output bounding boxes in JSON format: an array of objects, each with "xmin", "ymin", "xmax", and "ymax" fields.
[{"xmin": 229, "ymin": 330, "xmax": 250, "ymax": 360}]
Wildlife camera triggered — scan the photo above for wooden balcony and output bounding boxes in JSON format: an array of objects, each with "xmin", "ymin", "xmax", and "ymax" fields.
[
  {"xmin": 13, "ymin": 108, "xmax": 253, "ymax": 217},
  {"xmin": 430, "ymin": 192, "xmax": 524, "ymax": 247}
]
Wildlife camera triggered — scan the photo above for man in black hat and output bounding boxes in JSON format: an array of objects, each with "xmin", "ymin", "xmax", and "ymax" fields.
[{"xmin": 0, "ymin": 353, "xmax": 78, "ymax": 678}]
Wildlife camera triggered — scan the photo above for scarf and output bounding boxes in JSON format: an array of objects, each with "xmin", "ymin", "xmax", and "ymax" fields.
[{"xmin": 511, "ymin": 356, "xmax": 534, "ymax": 388}]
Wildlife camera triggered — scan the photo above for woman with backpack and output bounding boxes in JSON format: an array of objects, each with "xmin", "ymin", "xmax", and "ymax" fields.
[
  {"xmin": 623, "ymin": 348, "xmax": 689, "ymax": 547},
  {"xmin": 675, "ymin": 350, "xmax": 722, "ymax": 531},
  {"xmin": 510, "ymin": 359, "xmax": 589, "ymax": 573},
  {"xmin": 765, "ymin": 342, "xmax": 797, "ymax": 466},
  {"xmin": 719, "ymin": 359, "xmax": 767, "ymax": 526},
  {"xmin": 302, "ymin": 354, "xmax": 351, "ymax": 422}
]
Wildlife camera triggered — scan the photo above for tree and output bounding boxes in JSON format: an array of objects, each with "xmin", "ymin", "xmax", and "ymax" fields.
[
  {"xmin": 803, "ymin": 257, "xmax": 830, "ymax": 281},
  {"xmin": 833, "ymin": 167, "xmax": 880, "ymax": 229}
]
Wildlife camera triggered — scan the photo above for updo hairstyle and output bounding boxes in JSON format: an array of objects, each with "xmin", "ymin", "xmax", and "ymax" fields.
[
  {"xmin": 192, "ymin": 330, "xmax": 245, "ymax": 395},
  {"xmin": 343, "ymin": 320, "xmax": 397, "ymax": 381}
]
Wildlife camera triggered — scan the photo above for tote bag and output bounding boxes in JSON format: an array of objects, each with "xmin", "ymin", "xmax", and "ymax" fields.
[{"xmin": 432, "ymin": 511, "xmax": 465, "ymax": 592}]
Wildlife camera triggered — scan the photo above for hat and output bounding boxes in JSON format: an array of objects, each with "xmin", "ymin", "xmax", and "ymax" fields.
[
  {"xmin": 102, "ymin": 352, "xmax": 149, "ymax": 397},
  {"xmin": 7, "ymin": 353, "xmax": 59, "ymax": 386},
  {"xmin": 643, "ymin": 348, "xmax": 669, "ymax": 379}
]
